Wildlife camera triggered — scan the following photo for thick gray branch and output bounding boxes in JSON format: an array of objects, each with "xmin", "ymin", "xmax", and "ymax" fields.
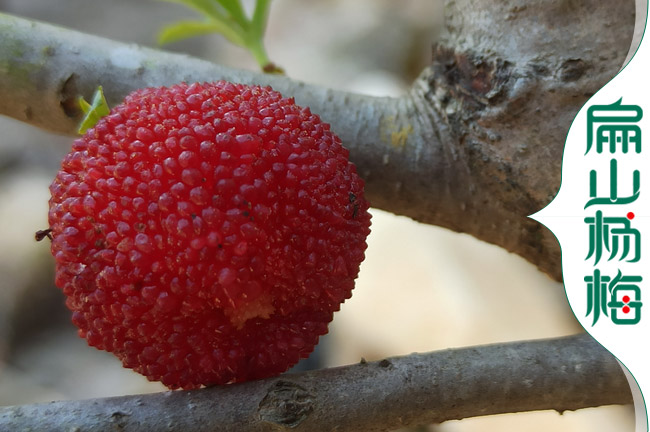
[
  {"xmin": 0, "ymin": 334, "xmax": 632, "ymax": 432},
  {"xmin": 416, "ymin": 0, "xmax": 635, "ymax": 281},
  {"xmin": 0, "ymin": 3, "xmax": 636, "ymax": 280}
]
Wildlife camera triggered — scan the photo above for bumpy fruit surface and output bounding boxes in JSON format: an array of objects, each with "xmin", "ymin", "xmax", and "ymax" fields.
[{"xmin": 48, "ymin": 81, "xmax": 371, "ymax": 389}]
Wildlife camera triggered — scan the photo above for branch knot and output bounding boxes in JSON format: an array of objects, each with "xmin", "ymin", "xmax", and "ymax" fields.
[{"xmin": 257, "ymin": 380, "xmax": 314, "ymax": 429}]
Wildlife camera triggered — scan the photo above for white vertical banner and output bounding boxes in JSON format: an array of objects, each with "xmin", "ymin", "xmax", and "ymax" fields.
[{"xmin": 531, "ymin": 2, "xmax": 649, "ymax": 431}]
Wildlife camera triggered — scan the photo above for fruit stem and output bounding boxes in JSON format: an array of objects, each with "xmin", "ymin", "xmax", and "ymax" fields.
[{"xmin": 246, "ymin": 36, "xmax": 284, "ymax": 74}]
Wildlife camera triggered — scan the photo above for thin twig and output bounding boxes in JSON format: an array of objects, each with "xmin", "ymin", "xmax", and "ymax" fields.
[{"xmin": 0, "ymin": 334, "xmax": 632, "ymax": 432}]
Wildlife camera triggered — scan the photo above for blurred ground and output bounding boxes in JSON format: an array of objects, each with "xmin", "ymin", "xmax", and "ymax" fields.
[{"xmin": 0, "ymin": 0, "xmax": 636, "ymax": 430}]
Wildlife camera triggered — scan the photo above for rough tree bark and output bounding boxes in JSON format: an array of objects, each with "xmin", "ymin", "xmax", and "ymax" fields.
[
  {"xmin": 0, "ymin": 0, "xmax": 638, "ymax": 430},
  {"xmin": 0, "ymin": 0, "xmax": 636, "ymax": 279},
  {"xmin": 0, "ymin": 335, "xmax": 633, "ymax": 432}
]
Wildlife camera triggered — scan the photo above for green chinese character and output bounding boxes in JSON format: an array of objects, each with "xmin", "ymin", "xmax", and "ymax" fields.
[
  {"xmin": 585, "ymin": 159, "xmax": 640, "ymax": 208},
  {"xmin": 585, "ymin": 210, "xmax": 641, "ymax": 264},
  {"xmin": 585, "ymin": 269, "xmax": 642, "ymax": 325},
  {"xmin": 587, "ymin": 99, "xmax": 642, "ymax": 154}
]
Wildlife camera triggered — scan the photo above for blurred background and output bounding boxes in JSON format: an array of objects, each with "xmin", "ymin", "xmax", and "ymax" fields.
[{"xmin": 0, "ymin": 0, "xmax": 636, "ymax": 430}]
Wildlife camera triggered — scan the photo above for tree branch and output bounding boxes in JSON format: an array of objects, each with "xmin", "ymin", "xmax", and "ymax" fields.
[
  {"xmin": 0, "ymin": 12, "xmax": 395, "ymax": 138},
  {"xmin": 0, "ymin": 2, "xmax": 636, "ymax": 280},
  {"xmin": 0, "ymin": 334, "xmax": 632, "ymax": 431}
]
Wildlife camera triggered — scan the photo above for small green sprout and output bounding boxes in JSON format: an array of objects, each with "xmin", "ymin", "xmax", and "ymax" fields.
[
  {"xmin": 157, "ymin": 0, "xmax": 283, "ymax": 74},
  {"xmin": 77, "ymin": 86, "xmax": 110, "ymax": 135}
]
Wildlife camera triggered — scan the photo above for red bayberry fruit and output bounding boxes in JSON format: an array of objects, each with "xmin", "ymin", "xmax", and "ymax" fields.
[{"xmin": 48, "ymin": 81, "xmax": 371, "ymax": 389}]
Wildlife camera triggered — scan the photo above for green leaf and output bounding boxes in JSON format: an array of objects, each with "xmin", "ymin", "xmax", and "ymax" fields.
[
  {"xmin": 215, "ymin": 0, "xmax": 249, "ymax": 29},
  {"xmin": 158, "ymin": 19, "xmax": 245, "ymax": 46},
  {"xmin": 156, "ymin": 0, "xmax": 224, "ymax": 21},
  {"xmin": 77, "ymin": 86, "xmax": 110, "ymax": 135},
  {"xmin": 155, "ymin": 0, "xmax": 283, "ymax": 73},
  {"xmin": 250, "ymin": 0, "xmax": 271, "ymax": 39}
]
